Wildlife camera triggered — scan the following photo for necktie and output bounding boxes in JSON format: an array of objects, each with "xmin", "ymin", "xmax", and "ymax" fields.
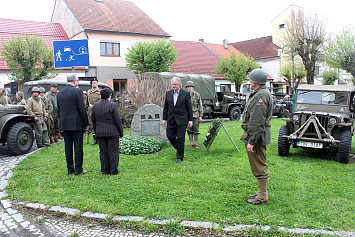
[{"xmin": 174, "ymin": 91, "xmax": 179, "ymax": 106}]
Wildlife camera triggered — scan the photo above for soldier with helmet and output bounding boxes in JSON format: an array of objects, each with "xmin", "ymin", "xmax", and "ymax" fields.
[
  {"xmin": 240, "ymin": 69, "xmax": 273, "ymax": 205},
  {"xmin": 26, "ymin": 87, "xmax": 50, "ymax": 148},
  {"xmin": 15, "ymin": 91, "xmax": 26, "ymax": 105},
  {"xmin": 39, "ymin": 87, "xmax": 53, "ymax": 144},
  {"xmin": 185, "ymin": 81, "xmax": 203, "ymax": 148},
  {"xmin": 86, "ymin": 78, "xmax": 101, "ymax": 145},
  {"xmin": 45, "ymin": 83, "xmax": 60, "ymax": 143}
]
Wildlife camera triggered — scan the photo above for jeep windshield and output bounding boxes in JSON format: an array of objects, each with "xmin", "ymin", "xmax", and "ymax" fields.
[{"xmin": 296, "ymin": 90, "xmax": 348, "ymax": 105}]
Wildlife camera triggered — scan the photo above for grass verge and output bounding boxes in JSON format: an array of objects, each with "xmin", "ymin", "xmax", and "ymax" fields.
[{"xmin": 6, "ymin": 118, "xmax": 355, "ymax": 231}]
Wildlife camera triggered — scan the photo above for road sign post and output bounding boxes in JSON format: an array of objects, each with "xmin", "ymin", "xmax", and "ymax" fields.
[{"xmin": 53, "ymin": 39, "xmax": 90, "ymax": 68}]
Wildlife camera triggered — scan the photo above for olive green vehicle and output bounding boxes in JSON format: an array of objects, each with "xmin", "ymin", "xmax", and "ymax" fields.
[
  {"xmin": 0, "ymin": 104, "xmax": 34, "ymax": 155},
  {"xmin": 278, "ymin": 84, "xmax": 355, "ymax": 164}
]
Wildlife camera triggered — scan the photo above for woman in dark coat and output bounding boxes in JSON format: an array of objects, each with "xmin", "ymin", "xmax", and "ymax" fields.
[{"xmin": 92, "ymin": 88, "xmax": 123, "ymax": 175}]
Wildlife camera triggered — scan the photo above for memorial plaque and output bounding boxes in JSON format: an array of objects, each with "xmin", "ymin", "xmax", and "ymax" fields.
[
  {"xmin": 141, "ymin": 120, "xmax": 160, "ymax": 136},
  {"xmin": 131, "ymin": 104, "xmax": 168, "ymax": 143}
]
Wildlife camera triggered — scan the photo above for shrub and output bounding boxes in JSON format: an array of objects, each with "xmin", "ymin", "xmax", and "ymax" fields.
[{"xmin": 119, "ymin": 135, "xmax": 161, "ymax": 155}]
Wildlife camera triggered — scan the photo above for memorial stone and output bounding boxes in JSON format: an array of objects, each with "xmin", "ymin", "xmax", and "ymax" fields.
[{"xmin": 131, "ymin": 104, "xmax": 168, "ymax": 143}]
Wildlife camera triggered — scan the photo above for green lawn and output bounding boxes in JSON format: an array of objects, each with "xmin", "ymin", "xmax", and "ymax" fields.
[{"xmin": 6, "ymin": 118, "xmax": 355, "ymax": 231}]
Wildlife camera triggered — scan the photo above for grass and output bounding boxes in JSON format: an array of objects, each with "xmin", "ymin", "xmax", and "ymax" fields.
[{"xmin": 6, "ymin": 118, "xmax": 355, "ymax": 232}]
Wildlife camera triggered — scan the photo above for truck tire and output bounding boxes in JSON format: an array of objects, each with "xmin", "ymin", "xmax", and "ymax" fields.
[
  {"xmin": 7, "ymin": 122, "xmax": 34, "ymax": 155},
  {"xmin": 338, "ymin": 129, "xmax": 351, "ymax": 164},
  {"xmin": 229, "ymin": 107, "xmax": 241, "ymax": 121},
  {"xmin": 278, "ymin": 125, "xmax": 290, "ymax": 156}
]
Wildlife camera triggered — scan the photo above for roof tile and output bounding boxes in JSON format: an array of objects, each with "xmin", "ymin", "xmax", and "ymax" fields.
[{"xmin": 230, "ymin": 36, "xmax": 280, "ymax": 59}]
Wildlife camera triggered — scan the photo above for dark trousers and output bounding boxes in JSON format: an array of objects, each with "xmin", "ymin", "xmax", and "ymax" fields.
[
  {"xmin": 166, "ymin": 123, "xmax": 187, "ymax": 159},
  {"xmin": 62, "ymin": 130, "xmax": 84, "ymax": 173},
  {"xmin": 97, "ymin": 136, "xmax": 119, "ymax": 175}
]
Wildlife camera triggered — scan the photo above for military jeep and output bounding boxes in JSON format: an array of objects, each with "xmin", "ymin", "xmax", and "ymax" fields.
[
  {"xmin": 0, "ymin": 104, "xmax": 34, "ymax": 155},
  {"xmin": 278, "ymin": 84, "xmax": 355, "ymax": 164}
]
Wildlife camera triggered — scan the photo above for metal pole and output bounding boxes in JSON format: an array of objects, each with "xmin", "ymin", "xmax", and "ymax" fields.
[
  {"xmin": 292, "ymin": 52, "xmax": 295, "ymax": 112},
  {"xmin": 72, "ymin": 67, "xmax": 75, "ymax": 73}
]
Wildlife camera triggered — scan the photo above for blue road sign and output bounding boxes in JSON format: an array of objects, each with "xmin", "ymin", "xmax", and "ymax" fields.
[{"xmin": 53, "ymin": 39, "xmax": 90, "ymax": 68}]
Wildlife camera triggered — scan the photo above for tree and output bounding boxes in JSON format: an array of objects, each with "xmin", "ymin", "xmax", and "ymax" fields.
[
  {"xmin": 280, "ymin": 64, "xmax": 306, "ymax": 89},
  {"xmin": 323, "ymin": 28, "xmax": 355, "ymax": 78},
  {"xmin": 282, "ymin": 12, "xmax": 327, "ymax": 84},
  {"xmin": 1, "ymin": 34, "xmax": 57, "ymax": 85},
  {"xmin": 214, "ymin": 52, "xmax": 259, "ymax": 92},
  {"xmin": 125, "ymin": 39, "xmax": 178, "ymax": 74},
  {"xmin": 321, "ymin": 70, "xmax": 338, "ymax": 85}
]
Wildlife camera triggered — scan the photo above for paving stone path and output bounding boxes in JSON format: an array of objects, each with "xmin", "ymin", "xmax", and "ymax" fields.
[{"xmin": 0, "ymin": 145, "xmax": 354, "ymax": 237}]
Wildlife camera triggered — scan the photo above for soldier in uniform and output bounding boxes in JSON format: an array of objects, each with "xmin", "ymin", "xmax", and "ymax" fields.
[
  {"xmin": 0, "ymin": 88, "xmax": 12, "ymax": 104},
  {"xmin": 86, "ymin": 78, "xmax": 101, "ymax": 145},
  {"xmin": 45, "ymin": 84, "xmax": 60, "ymax": 143},
  {"xmin": 185, "ymin": 81, "xmax": 203, "ymax": 148},
  {"xmin": 15, "ymin": 91, "xmax": 26, "ymax": 105},
  {"xmin": 240, "ymin": 69, "xmax": 273, "ymax": 205},
  {"xmin": 26, "ymin": 87, "xmax": 50, "ymax": 148},
  {"xmin": 39, "ymin": 87, "xmax": 53, "ymax": 144}
]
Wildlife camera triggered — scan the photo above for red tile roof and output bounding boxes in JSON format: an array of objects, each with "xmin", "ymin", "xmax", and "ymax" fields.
[
  {"xmin": 230, "ymin": 36, "xmax": 280, "ymax": 59},
  {"xmin": 171, "ymin": 41, "xmax": 244, "ymax": 79},
  {"xmin": 62, "ymin": 0, "xmax": 170, "ymax": 37},
  {"xmin": 0, "ymin": 18, "xmax": 69, "ymax": 69}
]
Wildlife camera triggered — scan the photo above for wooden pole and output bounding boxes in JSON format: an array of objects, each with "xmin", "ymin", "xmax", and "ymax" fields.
[{"xmin": 221, "ymin": 122, "xmax": 239, "ymax": 152}]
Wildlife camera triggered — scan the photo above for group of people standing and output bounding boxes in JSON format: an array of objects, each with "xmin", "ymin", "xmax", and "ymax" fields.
[{"xmin": 163, "ymin": 69, "xmax": 273, "ymax": 205}]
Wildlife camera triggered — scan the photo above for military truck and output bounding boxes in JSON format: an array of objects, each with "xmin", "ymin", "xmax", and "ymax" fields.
[
  {"xmin": 278, "ymin": 84, "xmax": 355, "ymax": 163},
  {"xmin": 157, "ymin": 73, "xmax": 245, "ymax": 121},
  {"xmin": 0, "ymin": 104, "xmax": 34, "ymax": 155}
]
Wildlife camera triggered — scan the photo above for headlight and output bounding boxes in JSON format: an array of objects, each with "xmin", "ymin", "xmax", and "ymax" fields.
[
  {"xmin": 329, "ymin": 118, "xmax": 336, "ymax": 125},
  {"xmin": 292, "ymin": 115, "xmax": 299, "ymax": 121}
]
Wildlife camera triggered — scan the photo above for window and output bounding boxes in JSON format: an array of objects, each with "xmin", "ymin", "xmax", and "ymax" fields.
[
  {"xmin": 100, "ymin": 42, "xmax": 120, "ymax": 56},
  {"xmin": 279, "ymin": 24, "xmax": 285, "ymax": 29},
  {"xmin": 113, "ymin": 79, "xmax": 127, "ymax": 92},
  {"xmin": 297, "ymin": 91, "xmax": 348, "ymax": 105}
]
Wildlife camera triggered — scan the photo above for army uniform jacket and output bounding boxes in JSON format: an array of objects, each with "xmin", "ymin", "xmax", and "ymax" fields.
[
  {"xmin": 190, "ymin": 91, "xmax": 203, "ymax": 118},
  {"xmin": 41, "ymin": 96, "xmax": 53, "ymax": 116},
  {"xmin": 45, "ymin": 92, "xmax": 58, "ymax": 117},
  {"xmin": 241, "ymin": 85, "xmax": 273, "ymax": 146},
  {"xmin": 26, "ymin": 96, "xmax": 46, "ymax": 117},
  {"xmin": 86, "ymin": 87, "xmax": 101, "ymax": 108}
]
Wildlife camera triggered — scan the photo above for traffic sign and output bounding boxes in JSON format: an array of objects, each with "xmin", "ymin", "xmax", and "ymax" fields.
[{"xmin": 53, "ymin": 39, "xmax": 90, "ymax": 68}]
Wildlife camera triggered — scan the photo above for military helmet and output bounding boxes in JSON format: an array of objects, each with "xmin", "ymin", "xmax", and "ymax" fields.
[
  {"xmin": 32, "ymin": 87, "xmax": 40, "ymax": 92},
  {"xmin": 185, "ymin": 81, "xmax": 194, "ymax": 87},
  {"xmin": 39, "ymin": 87, "xmax": 46, "ymax": 93},
  {"xmin": 50, "ymin": 83, "xmax": 58, "ymax": 87},
  {"xmin": 248, "ymin": 69, "xmax": 267, "ymax": 85},
  {"xmin": 16, "ymin": 91, "xmax": 24, "ymax": 99}
]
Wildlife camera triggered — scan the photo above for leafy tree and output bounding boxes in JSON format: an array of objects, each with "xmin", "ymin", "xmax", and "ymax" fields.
[
  {"xmin": 323, "ymin": 28, "xmax": 355, "ymax": 78},
  {"xmin": 125, "ymin": 39, "xmax": 178, "ymax": 74},
  {"xmin": 321, "ymin": 70, "xmax": 338, "ymax": 85},
  {"xmin": 214, "ymin": 52, "xmax": 259, "ymax": 92},
  {"xmin": 280, "ymin": 64, "xmax": 306, "ymax": 89},
  {"xmin": 1, "ymin": 34, "xmax": 57, "ymax": 85},
  {"xmin": 282, "ymin": 12, "xmax": 327, "ymax": 84}
]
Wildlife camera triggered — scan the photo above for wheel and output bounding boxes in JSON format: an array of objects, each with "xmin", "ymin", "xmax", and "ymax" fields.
[
  {"xmin": 278, "ymin": 108, "xmax": 285, "ymax": 118},
  {"xmin": 7, "ymin": 122, "xmax": 34, "ymax": 155},
  {"xmin": 338, "ymin": 129, "xmax": 351, "ymax": 164},
  {"xmin": 278, "ymin": 125, "xmax": 290, "ymax": 156},
  {"xmin": 229, "ymin": 107, "xmax": 241, "ymax": 121}
]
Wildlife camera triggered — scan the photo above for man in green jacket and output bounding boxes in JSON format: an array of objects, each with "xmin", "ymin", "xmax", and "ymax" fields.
[
  {"xmin": 241, "ymin": 69, "xmax": 273, "ymax": 205},
  {"xmin": 45, "ymin": 84, "xmax": 60, "ymax": 143},
  {"xmin": 26, "ymin": 87, "xmax": 50, "ymax": 148}
]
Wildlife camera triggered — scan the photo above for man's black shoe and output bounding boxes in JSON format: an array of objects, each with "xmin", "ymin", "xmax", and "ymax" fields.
[
  {"xmin": 176, "ymin": 159, "xmax": 183, "ymax": 163},
  {"xmin": 75, "ymin": 170, "xmax": 88, "ymax": 175},
  {"xmin": 67, "ymin": 171, "xmax": 74, "ymax": 175}
]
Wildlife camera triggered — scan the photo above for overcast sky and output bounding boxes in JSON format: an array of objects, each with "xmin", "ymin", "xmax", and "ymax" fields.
[{"xmin": 0, "ymin": 0, "xmax": 354, "ymax": 44}]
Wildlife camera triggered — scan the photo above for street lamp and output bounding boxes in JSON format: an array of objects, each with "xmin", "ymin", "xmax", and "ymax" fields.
[{"xmin": 282, "ymin": 45, "xmax": 295, "ymax": 111}]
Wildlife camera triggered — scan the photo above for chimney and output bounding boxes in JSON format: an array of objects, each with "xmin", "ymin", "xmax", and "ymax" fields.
[
  {"xmin": 199, "ymin": 39, "xmax": 204, "ymax": 43},
  {"xmin": 223, "ymin": 39, "xmax": 228, "ymax": 49}
]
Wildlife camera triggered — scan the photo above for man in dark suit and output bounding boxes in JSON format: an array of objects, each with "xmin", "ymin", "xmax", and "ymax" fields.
[
  {"xmin": 163, "ymin": 77, "xmax": 193, "ymax": 163},
  {"xmin": 92, "ymin": 88, "xmax": 123, "ymax": 175},
  {"xmin": 57, "ymin": 74, "xmax": 89, "ymax": 175}
]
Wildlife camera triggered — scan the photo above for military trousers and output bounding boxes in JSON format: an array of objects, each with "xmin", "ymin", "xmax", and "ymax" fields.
[
  {"xmin": 187, "ymin": 118, "xmax": 200, "ymax": 135},
  {"xmin": 88, "ymin": 106, "xmax": 95, "ymax": 134},
  {"xmin": 246, "ymin": 143, "xmax": 269, "ymax": 201},
  {"xmin": 33, "ymin": 116, "xmax": 49, "ymax": 146},
  {"xmin": 50, "ymin": 115, "xmax": 60, "ymax": 136}
]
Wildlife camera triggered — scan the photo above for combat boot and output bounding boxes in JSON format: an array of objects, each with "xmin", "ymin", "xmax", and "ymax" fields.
[
  {"xmin": 49, "ymin": 135, "xmax": 53, "ymax": 144},
  {"xmin": 91, "ymin": 135, "xmax": 97, "ymax": 145},
  {"xmin": 247, "ymin": 179, "xmax": 269, "ymax": 205}
]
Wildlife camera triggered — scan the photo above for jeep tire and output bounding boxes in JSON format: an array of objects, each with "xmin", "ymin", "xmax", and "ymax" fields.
[
  {"xmin": 7, "ymin": 122, "xmax": 34, "ymax": 155},
  {"xmin": 338, "ymin": 129, "xmax": 351, "ymax": 164},
  {"xmin": 229, "ymin": 106, "xmax": 241, "ymax": 121},
  {"xmin": 278, "ymin": 125, "xmax": 290, "ymax": 156}
]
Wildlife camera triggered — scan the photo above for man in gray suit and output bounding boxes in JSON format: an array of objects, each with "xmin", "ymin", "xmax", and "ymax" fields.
[
  {"xmin": 57, "ymin": 74, "xmax": 89, "ymax": 175},
  {"xmin": 92, "ymin": 88, "xmax": 123, "ymax": 175}
]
